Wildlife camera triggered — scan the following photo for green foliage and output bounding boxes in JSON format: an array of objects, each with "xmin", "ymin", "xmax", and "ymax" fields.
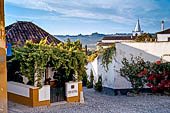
[
  {"xmin": 94, "ymin": 76, "xmax": 102, "ymax": 92},
  {"xmin": 86, "ymin": 69, "xmax": 94, "ymax": 88},
  {"xmin": 7, "ymin": 56, "xmax": 23, "ymax": 83},
  {"xmin": 90, "ymin": 69, "xmax": 94, "ymax": 85},
  {"xmin": 135, "ymin": 33, "xmax": 156, "ymax": 42},
  {"xmin": 82, "ymin": 74, "xmax": 88, "ymax": 86},
  {"xmin": 87, "ymin": 44, "xmax": 116, "ymax": 72},
  {"xmin": 120, "ymin": 56, "xmax": 151, "ymax": 93},
  {"xmin": 10, "ymin": 38, "xmax": 87, "ymax": 87},
  {"xmin": 86, "ymin": 80, "xmax": 93, "ymax": 88},
  {"xmin": 101, "ymin": 44, "xmax": 116, "ymax": 71}
]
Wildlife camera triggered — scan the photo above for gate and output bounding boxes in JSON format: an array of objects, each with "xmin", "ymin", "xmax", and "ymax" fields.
[{"xmin": 50, "ymin": 87, "xmax": 65, "ymax": 103}]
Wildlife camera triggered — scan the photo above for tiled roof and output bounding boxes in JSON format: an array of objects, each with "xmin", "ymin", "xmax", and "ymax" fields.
[
  {"xmin": 5, "ymin": 21, "xmax": 61, "ymax": 46},
  {"xmin": 97, "ymin": 42, "xmax": 115, "ymax": 46},
  {"xmin": 102, "ymin": 36, "xmax": 135, "ymax": 40},
  {"xmin": 157, "ymin": 29, "xmax": 170, "ymax": 34}
]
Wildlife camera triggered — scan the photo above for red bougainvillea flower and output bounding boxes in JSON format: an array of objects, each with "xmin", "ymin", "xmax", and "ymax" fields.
[
  {"xmin": 156, "ymin": 74, "xmax": 161, "ymax": 78},
  {"xmin": 161, "ymin": 80, "xmax": 166, "ymax": 84},
  {"xmin": 138, "ymin": 69, "xmax": 148, "ymax": 77},
  {"xmin": 146, "ymin": 83, "xmax": 152, "ymax": 87},
  {"xmin": 165, "ymin": 84, "xmax": 169, "ymax": 88},
  {"xmin": 152, "ymin": 87, "xmax": 158, "ymax": 92},
  {"xmin": 158, "ymin": 84, "xmax": 164, "ymax": 89},
  {"xmin": 156, "ymin": 61, "xmax": 161, "ymax": 64},
  {"xmin": 143, "ymin": 69, "xmax": 148, "ymax": 74},
  {"xmin": 162, "ymin": 73, "xmax": 168, "ymax": 77},
  {"xmin": 147, "ymin": 75, "xmax": 155, "ymax": 81},
  {"xmin": 138, "ymin": 72, "xmax": 143, "ymax": 77}
]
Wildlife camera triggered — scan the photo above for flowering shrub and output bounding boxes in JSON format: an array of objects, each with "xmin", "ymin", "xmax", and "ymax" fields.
[
  {"xmin": 120, "ymin": 56, "xmax": 151, "ymax": 93},
  {"xmin": 120, "ymin": 57, "xmax": 170, "ymax": 94},
  {"xmin": 145, "ymin": 61, "xmax": 170, "ymax": 94}
]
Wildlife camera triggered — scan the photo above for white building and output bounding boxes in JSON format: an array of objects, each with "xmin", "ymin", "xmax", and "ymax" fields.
[
  {"xmin": 157, "ymin": 21, "xmax": 170, "ymax": 42},
  {"xmin": 132, "ymin": 19, "xmax": 143, "ymax": 36},
  {"xmin": 87, "ymin": 42, "xmax": 170, "ymax": 95}
]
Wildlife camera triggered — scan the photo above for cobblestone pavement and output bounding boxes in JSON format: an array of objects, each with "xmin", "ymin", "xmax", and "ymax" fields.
[{"xmin": 8, "ymin": 88, "xmax": 170, "ymax": 113}]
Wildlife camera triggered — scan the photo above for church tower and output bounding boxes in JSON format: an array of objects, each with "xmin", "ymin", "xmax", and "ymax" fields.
[{"xmin": 132, "ymin": 19, "xmax": 143, "ymax": 36}]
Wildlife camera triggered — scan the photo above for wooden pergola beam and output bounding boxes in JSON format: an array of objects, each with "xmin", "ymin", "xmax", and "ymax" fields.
[{"xmin": 0, "ymin": 0, "xmax": 8, "ymax": 113}]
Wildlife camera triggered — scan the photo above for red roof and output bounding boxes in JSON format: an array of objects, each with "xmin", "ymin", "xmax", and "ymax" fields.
[
  {"xmin": 157, "ymin": 29, "xmax": 170, "ymax": 34},
  {"xmin": 97, "ymin": 42, "xmax": 115, "ymax": 46},
  {"xmin": 5, "ymin": 21, "xmax": 61, "ymax": 46},
  {"xmin": 102, "ymin": 36, "xmax": 135, "ymax": 40}
]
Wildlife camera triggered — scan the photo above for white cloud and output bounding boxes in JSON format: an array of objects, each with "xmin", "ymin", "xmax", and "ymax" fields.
[{"xmin": 5, "ymin": 0, "xmax": 159, "ymax": 25}]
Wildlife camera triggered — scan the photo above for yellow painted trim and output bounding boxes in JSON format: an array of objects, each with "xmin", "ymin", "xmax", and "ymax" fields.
[
  {"xmin": 78, "ymin": 82, "xmax": 82, "ymax": 102},
  {"xmin": 66, "ymin": 96, "xmax": 79, "ymax": 102},
  {"xmin": 66, "ymin": 82, "xmax": 83, "ymax": 103},
  {"xmin": 8, "ymin": 88, "xmax": 50, "ymax": 107}
]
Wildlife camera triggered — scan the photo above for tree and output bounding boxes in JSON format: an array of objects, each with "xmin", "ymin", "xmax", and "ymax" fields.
[{"xmin": 135, "ymin": 33, "xmax": 156, "ymax": 42}]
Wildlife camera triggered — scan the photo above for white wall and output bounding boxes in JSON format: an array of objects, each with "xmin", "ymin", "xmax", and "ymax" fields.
[
  {"xmin": 8, "ymin": 82, "xmax": 50, "ymax": 101},
  {"xmin": 7, "ymin": 81, "xmax": 38, "ymax": 97},
  {"xmin": 39, "ymin": 85, "xmax": 50, "ymax": 101},
  {"xmin": 86, "ymin": 58, "xmax": 98, "ymax": 83},
  {"xmin": 157, "ymin": 34, "xmax": 170, "ymax": 41},
  {"xmin": 65, "ymin": 82, "xmax": 78, "ymax": 97},
  {"xmin": 102, "ymin": 40, "xmax": 117, "ymax": 43},
  {"xmin": 87, "ymin": 42, "xmax": 170, "ymax": 89},
  {"xmin": 102, "ymin": 40, "xmax": 129, "ymax": 43}
]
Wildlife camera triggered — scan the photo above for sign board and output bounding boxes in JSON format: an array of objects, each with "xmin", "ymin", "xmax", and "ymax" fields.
[
  {"xmin": 65, "ymin": 82, "xmax": 78, "ymax": 97},
  {"xmin": 6, "ymin": 43, "xmax": 12, "ymax": 56}
]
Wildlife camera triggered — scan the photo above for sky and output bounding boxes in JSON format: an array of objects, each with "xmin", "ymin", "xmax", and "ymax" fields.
[{"xmin": 4, "ymin": 0, "xmax": 170, "ymax": 35}]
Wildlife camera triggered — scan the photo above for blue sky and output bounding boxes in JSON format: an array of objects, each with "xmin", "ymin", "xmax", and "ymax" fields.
[{"xmin": 4, "ymin": 0, "xmax": 170, "ymax": 35}]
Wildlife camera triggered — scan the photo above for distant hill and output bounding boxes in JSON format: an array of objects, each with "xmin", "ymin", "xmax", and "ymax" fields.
[
  {"xmin": 54, "ymin": 32, "xmax": 156, "ymax": 49},
  {"xmin": 54, "ymin": 32, "xmax": 113, "ymax": 48}
]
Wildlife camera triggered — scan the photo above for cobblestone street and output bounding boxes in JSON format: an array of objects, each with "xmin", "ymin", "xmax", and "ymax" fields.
[{"xmin": 8, "ymin": 88, "xmax": 170, "ymax": 113}]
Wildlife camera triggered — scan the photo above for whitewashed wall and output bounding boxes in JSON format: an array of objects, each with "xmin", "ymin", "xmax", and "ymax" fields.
[
  {"xmin": 39, "ymin": 85, "xmax": 50, "ymax": 101},
  {"xmin": 7, "ymin": 81, "xmax": 50, "ymax": 101},
  {"xmin": 86, "ymin": 58, "xmax": 98, "ymax": 83},
  {"xmin": 157, "ymin": 34, "xmax": 170, "ymax": 41},
  {"xmin": 7, "ymin": 81, "xmax": 38, "ymax": 97},
  {"xmin": 87, "ymin": 42, "xmax": 170, "ymax": 89},
  {"xmin": 65, "ymin": 82, "xmax": 78, "ymax": 97}
]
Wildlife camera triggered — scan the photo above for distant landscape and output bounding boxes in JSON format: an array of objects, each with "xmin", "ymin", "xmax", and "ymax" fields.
[{"xmin": 54, "ymin": 32, "xmax": 133, "ymax": 49}]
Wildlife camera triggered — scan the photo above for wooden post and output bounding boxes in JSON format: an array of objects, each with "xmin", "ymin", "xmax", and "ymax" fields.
[{"xmin": 0, "ymin": 0, "xmax": 8, "ymax": 112}]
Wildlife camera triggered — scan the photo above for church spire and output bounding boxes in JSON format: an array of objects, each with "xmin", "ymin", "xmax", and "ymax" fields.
[
  {"xmin": 134, "ymin": 19, "xmax": 141, "ymax": 32},
  {"xmin": 132, "ymin": 19, "xmax": 143, "ymax": 36}
]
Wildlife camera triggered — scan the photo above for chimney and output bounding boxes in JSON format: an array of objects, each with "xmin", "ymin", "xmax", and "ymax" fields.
[{"xmin": 161, "ymin": 20, "xmax": 164, "ymax": 31}]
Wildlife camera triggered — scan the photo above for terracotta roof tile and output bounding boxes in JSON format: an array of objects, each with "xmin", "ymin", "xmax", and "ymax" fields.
[
  {"xmin": 5, "ymin": 21, "xmax": 61, "ymax": 46},
  {"xmin": 157, "ymin": 28, "xmax": 170, "ymax": 34},
  {"xmin": 102, "ymin": 36, "xmax": 135, "ymax": 40}
]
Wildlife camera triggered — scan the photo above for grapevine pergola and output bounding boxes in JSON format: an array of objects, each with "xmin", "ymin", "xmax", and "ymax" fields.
[{"xmin": 11, "ymin": 38, "xmax": 116, "ymax": 87}]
